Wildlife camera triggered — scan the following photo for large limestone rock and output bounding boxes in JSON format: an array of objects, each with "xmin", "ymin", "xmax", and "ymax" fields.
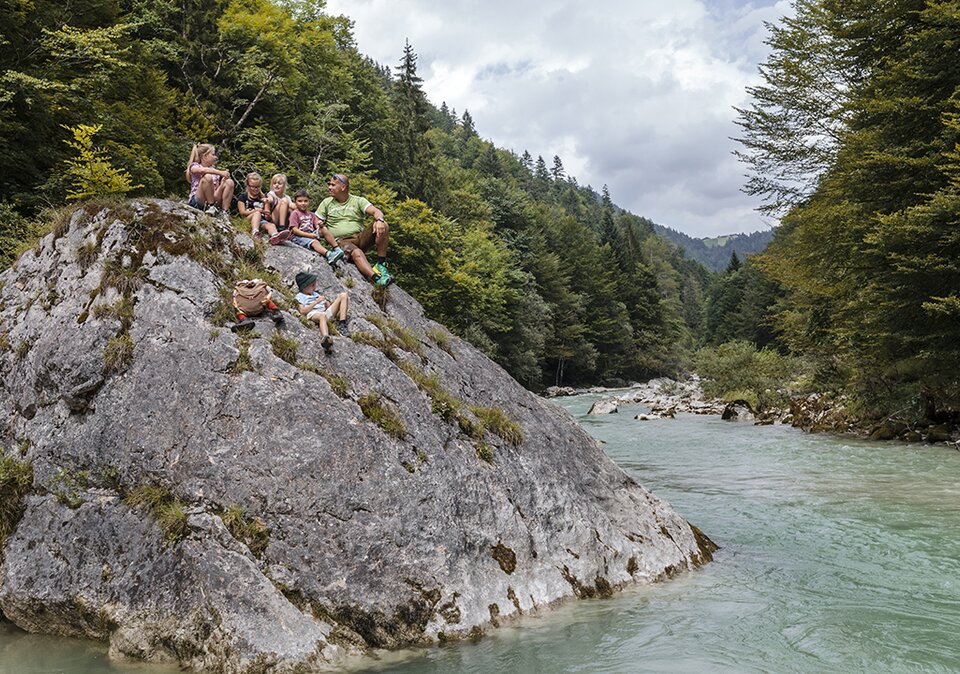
[{"xmin": 0, "ymin": 200, "xmax": 715, "ymax": 672}]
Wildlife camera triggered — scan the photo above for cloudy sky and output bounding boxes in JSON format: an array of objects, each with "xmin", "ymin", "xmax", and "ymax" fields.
[{"xmin": 325, "ymin": 0, "xmax": 793, "ymax": 238}]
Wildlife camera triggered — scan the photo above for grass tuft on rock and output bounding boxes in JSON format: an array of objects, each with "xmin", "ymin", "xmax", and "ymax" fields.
[
  {"xmin": 475, "ymin": 442, "xmax": 495, "ymax": 464},
  {"xmin": 123, "ymin": 485, "xmax": 187, "ymax": 542},
  {"xmin": 92, "ymin": 297, "xmax": 134, "ymax": 329},
  {"xmin": 0, "ymin": 455, "xmax": 33, "ymax": 558},
  {"xmin": 426, "ymin": 327, "xmax": 453, "ymax": 355},
  {"xmin": 103, "ymin": 331, "xmax": 134, "ymax": 374},
  {"xmin": 270, "ymin": 331, "xmax": 299, "ymax": 365},
  {"xmin": 471, "ymin": 406, "xmax": 524, "ymax": 446},
  {"xmin": 76, "ymin": 241, "xmax": 99, "ymax": 270},
  {"xmin": 397, "ymin": 360, "xmax": 484, "ymax": 439},
  {"xmin": 44, "ymin": 468, "xmax": 90, "ymax": 508},
  {"xmin": 357, "ymin": 392, "xmax": 406, "ymax": 439},
  {"xmin": 220, "ymin": 504, "xmax": 270, "ymax": 556},
  {"xmin": 230, "ymin": 331, "xmax": 258, "ymax": 374},
  {"xmin": 366, "ymin": 314, "xmax": 423, "ymax": 357}
]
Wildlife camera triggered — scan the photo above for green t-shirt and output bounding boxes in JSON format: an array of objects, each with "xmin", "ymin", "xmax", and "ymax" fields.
[{"xmin": 315, "ymin": 194, "xmax": 372, "ymax": 239}]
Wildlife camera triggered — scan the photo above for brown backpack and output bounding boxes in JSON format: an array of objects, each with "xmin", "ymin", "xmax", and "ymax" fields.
[{"xmin": 233, "ymin": 279, "xmax": 272, "ymax": 316}]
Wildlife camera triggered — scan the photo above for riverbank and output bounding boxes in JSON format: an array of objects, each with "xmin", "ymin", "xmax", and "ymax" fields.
[{"xmin": 550, "ymin": 377, "xmax": 960, "ymax": 448}]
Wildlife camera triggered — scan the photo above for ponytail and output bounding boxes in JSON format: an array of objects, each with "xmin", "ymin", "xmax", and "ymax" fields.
[{"xmin": 185, "ymin": 144, "xmax": 200, "ymax": 183}]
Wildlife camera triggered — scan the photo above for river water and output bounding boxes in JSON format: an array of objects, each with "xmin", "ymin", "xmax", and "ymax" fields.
[{"xmin": 3, "ymin": 393, "xmax": 959, "ymax": 673}]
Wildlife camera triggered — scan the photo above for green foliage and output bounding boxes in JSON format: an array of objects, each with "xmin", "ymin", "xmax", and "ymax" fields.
[
  {"xmin": 0, "ymin": 455, "xmax": 33, "ymax": 557},
  {"xmin": 357, "ymin": 392, "xmax": 406, "ymax": 439},
  {"xmin": 63, "ymin": 124, "xmax": 142, "ymax": 201},
  {"xmin": 0, "ymin": 204, "xmax": 45, "ymax": 269},
  {"xmin": 123, "ymin": 485, "xmax": 187, "ymax": 542},
  {"xmin": 737, "ymin": 1, "xmax": 960, "ymax": 416},
  {"xmin": 695, "ymin": 340, "xmax": 803, "ymax": 411}
]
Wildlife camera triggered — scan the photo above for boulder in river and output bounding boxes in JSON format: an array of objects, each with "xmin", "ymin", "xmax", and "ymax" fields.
[
  {"xmin": 721, "ymin": 400, "xmax": 756, "ymax": 422},
  {"xmin": 0, "ymin": 201, "xmax": 716, "ymax": 673},
  {"xmin": 587, "ymin": 398, "xmax": 619, "ymax": 415}
]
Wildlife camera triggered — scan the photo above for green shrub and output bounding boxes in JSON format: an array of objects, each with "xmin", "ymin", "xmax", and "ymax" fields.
[{"xmin": 695, "ymin": 340, "xmax": 804, "ymax": 411}]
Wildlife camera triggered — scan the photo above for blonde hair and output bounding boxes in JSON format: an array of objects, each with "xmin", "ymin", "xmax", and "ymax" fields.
[
  {"xmin": 185, "ymin": 143, "xmax": 215, "ymax": 183},
  {"xmin": 246, "ymin": 172, "xmax": 262, "ymax": 186},
  {"xmin": 270, "ymin": 173, "xmax": 288, "ymax": 192}
]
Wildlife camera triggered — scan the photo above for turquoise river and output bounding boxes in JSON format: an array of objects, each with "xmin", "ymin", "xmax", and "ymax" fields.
[{"xmin": 2, "ymin": 392, "xmax": 959, "ymax": 673}]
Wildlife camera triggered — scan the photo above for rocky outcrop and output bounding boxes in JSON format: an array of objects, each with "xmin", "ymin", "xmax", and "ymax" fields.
[
  {"xmin": 0, "ymin": 200, "xmax": 715, "ymax": 672},
  {"xmin": 721, "ymin": 400, "xmax": 756, "ymax": 422},
  {"xmin": 586, "ymin": 399, "xmax": 619, "ymax": 415}
]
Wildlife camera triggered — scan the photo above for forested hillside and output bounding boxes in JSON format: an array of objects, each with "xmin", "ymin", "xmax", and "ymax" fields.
[
  {"xmin": 652, "ymin": 225, "xmax": 773, "ymax": 272},
  {"xmin": 724, "ymin": 0, "xmax": 960, "ymax": 420},
  {"xmin": 0, "ymin": 0, "xmax": 712, "ymax": 390}
]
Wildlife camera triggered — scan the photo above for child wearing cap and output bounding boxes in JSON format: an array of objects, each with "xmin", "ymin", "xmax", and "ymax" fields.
[{"xmin": 295, "ymin": 271, "xmax": 349, "ymax": 353}]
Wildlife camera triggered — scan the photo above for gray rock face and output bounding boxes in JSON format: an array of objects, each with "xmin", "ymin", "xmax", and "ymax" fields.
[
  {"xmin": 586, "ymin": 399, "xmax": 619, "ymax": 415},
  {"xmin": 0, "ymin": 200, "xmax": 714, "ymax": 672}
]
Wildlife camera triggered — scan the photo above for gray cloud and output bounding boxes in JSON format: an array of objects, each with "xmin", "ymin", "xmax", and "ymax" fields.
[{"xmin": 326, "ymin": 0, "xmax": 792, "ymax": 237}]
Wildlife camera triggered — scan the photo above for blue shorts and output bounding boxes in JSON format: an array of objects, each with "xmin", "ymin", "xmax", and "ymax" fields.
[
  {"xmin": 187, "ymin": 195, "xmax": 205, "ymax": 209},
  {"xmin": 292, "ymin": 236, "xmax": 319, "ymax": 249}
]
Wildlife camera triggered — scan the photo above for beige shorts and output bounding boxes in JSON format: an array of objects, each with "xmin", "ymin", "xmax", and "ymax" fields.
[{"xmin": 307, "ymin": 305, "xmax": 335, "ymax": 320}]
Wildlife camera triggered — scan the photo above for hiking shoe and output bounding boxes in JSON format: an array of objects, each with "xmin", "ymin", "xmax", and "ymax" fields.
[
  {"xmin": 268, "ymin": 308, "xmax": 285, "ymax": 325},
  {"xmin": 326, "ymin": 247, "xmax": 345, "ymax": 266},
  {"xmin": 269, "ymin": 230, "xmax": 293, "ymax": 245},
  {"xmin": 337, "ymin": 319, "xmax": 350, "ymax": 337},
  {"xmin": 321, "ymin": 334, "xmax": 333, "ymax": 353},
  {"xmin": 372, "ymin": 262, "xmax": 393, "ymax": 287},
  {"xmin": 204, "ymin": 205, "xmax": 219, "ymax": 216},
  {"xmin": 231, "ymin": 317, "xmax": 255, "ymax": 332}
]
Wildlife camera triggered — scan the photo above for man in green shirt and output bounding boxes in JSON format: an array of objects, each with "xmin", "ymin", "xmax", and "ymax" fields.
[{"xmin": 315, "ymin": 173, "xmax": 393, "ymax": 286}]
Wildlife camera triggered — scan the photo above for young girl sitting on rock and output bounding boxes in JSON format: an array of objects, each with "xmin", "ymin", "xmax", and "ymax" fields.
[
  {"xmin": 288, "ymin": 190, "xmax": 344, "ymax": 266},
  {"xmin": 267, "ymin": 173, "xmax": 295, "ymax": 231},
  {"xmin": 295, "ymin": 271, "xmax": 349, "ymax": 353},
  {"xmin": 186, "ymin": 144, "xmax": 235, "ymax": 214},
  {"xmin": 238, "ymin": 172, "xmax": 293, "ymax": 245}
]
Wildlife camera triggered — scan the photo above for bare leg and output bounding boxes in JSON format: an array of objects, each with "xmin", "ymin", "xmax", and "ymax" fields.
[
  {"xmin": 315, "ymin": 313, "xmax": 329, "ymax": 337},
  {"xmin": 350, "ymin": 248, "xmax": 376, "ymax": 280},
  {"xmin": 249, "ymin": 212, "xmax": 262, "ymax": 237},
  {"xmin": 321, "ymin": 227, "xmax": 339, "ymax": 250},
  {"xmin": 310, "ymin": 240, "xmax": 330, "ymax": 255},
  {"xmin": 197, "ymin": 174, "xmax": 216, "ymax": 206},
  {"xmin": 327, "ymin": 292, "xmax": 348, "ymax": 320},
  {"xmin": 215, "ymin": 178, "xmax": 235, "ymax": 211},
  {"xmin": 271, "ymin": 200, "xmax": 289, "ymax": 229},
  {"xmin": 375, "ymin": 225, "xmax": 389, "ymax": 257}
]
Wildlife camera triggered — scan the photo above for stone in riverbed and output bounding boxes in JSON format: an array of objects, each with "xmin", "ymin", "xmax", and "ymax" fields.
[{"xmin": 587, "ymin": 398, "xmax": 619, "ymax": 415}]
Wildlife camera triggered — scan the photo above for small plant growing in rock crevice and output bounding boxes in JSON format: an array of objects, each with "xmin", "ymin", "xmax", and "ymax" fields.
[
  {"xmin": 357, "ymin": 392, "xmax": 406, "ymax": 439},
  {"xmin": 230, "ymin": 331, "xmax": 259, "ymax": 375},
  {"xmin": 0, "ymin": 454, "xmax": 34, "ymax": 560},
  {"xmin": 366, "ymin": 314, "xmax": 423, "ymax": 358},
  {"xmin": 475, "ymin": 442, "xmax": 494, "ymax": 464},
  {"xmin": 77, "ymin": 241, "xmax": 99, "ymax": 270},
  {"xmin": 426, "ymin": 327, "xmax": 454, "ymax": 356},
  {"xmin": 15, "ymin": 339, "xmax": 31, "ymax": 360},
  {"xmin": 92, "ymin": 296, "xmax": 134, "ymax": 330},
  {"xmin": 471, "ymin": 406, "xmax": 524, "ymax": 446},
  {"xmin": 123, "ymin": 484, "xmax": 187, "ymax": 543},
  {"xmin": 220, "ymin": 504, "xmax": 270, "ymax": 556},
  {"xmin": 44, "ymin": 468, "xmax": 90, "ymax": 508},
  {"xmin": 313, "ymin": 368, "xmax": 350, "ymax": 398},
  {"xmin": 396, "ymin": 360, "xmax": 484, "ymax": 439},
  {"xmin": 270, "ymin": 331, "xmax": 298, "ymax": 365},
  {"xmin": 103, "ymin": 331, "xmax": 134, "ymax": 374}
]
